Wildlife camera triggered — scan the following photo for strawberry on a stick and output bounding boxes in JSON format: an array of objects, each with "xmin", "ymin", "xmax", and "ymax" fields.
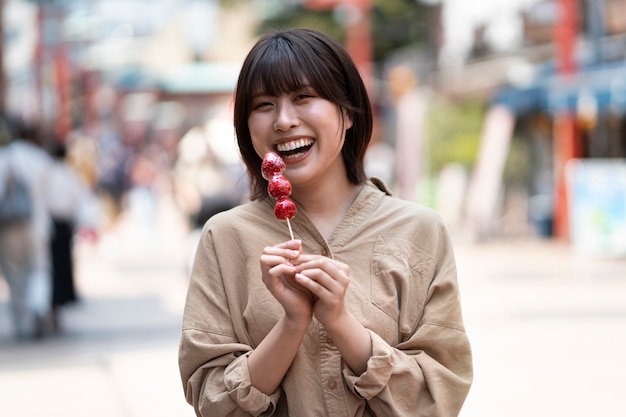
[{"xmin": 263, "ymin": 152, "xmax": 296, "ymax": 240}]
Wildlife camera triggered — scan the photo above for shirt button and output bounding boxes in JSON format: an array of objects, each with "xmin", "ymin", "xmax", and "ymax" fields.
[
  {"xmin": 321, "ymin": 248, "xmax": 328, "ymax": 256},
  {"xmin": 327, "ymin": 379, "xmax": 337, "ymax": 390}
]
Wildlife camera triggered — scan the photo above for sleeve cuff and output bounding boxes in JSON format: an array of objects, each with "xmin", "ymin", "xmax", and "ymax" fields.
[
  {"xmin": 224, "ymin": 352, "xmax": 282, "ymax": 416},
  {"xmin": 342, "ymin": 330, "xmax": 394, "ymax": 400}
]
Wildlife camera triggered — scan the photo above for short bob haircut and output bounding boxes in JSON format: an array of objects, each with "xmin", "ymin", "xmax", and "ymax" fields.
[{"xmin": 233, "ymin": 28, "xmax": 373, "ymax": 201}]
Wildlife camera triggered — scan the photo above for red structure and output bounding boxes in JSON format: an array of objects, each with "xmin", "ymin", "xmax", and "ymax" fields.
[
  {"xmin": 552, "ymin": 0, "xmax": 581, "ymax": 240},
  {"xmin": 302, "ymin": 0, "xmax": 373, "ymax": 91}
]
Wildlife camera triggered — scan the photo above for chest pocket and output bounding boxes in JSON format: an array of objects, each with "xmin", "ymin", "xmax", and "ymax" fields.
[{"xmin": 371, "ymin": 236, "xmax": 435, "ymax": 340}]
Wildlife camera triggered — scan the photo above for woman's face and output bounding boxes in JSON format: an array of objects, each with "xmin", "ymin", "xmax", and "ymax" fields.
[{"xmin": 248, "ymin": 85, "xmax": 353, "ymax": 190}]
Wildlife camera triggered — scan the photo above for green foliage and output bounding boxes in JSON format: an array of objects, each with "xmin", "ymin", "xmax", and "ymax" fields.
[
  {"xmin": 257, "ymin": 7, "xmax": 345, "ymax": 42},
  {"xmin": 255, "ymin": 0, "xmax": 433, "ymax": 63},
  {"xmin": 427, "ymin": 97, "xmax": 485, "ymax": 176},
  {"xmin": 503, "ymin": 133, "xmax": 530, "ymax": 186},
  {"xmin": 428, "ymin": 97, "xmax": 529, "ymax": 189},
  {"xmin": 370, "ymin": 0, "xmax": 432, "ymax": 61}
]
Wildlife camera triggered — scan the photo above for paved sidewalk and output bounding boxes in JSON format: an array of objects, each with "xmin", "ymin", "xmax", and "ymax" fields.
[
  {"xmin": 455, "ymin": 239, "xmax": 626, "ymax": 417},
  {"xmin": 1, "ymin": 201, "xmax": 625, "ymax": 416}
]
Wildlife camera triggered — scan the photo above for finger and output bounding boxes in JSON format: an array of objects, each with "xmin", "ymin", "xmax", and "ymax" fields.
[
  {"xmin": 262, "ymin": 263, "xmax": 296, "ymax": 289},
  {"xmin": 261, "ymin": 255, "xmax": 297, "ymax": 273},
  {"xmin": 294, "ymin": 257, "xmax": 349, "ymax": 279},
  {"xmin": 272, "ymin": 239, "xmax": 302, "ymax": 251},
  {"xmin": 294, "ymin": 272, "xmax": 331, "ymax": 299},
  {"xmin": 260, "ymin": 253, "xmax": 291, "ymax": 268},
  {"xmin": 289, "ymin": 253, "xmax": 319, "ymax": 265},
  {"xmin": 264, "ymin": 245, "xmax": 301, "ymax": 261},
  {"xmin": 298, "ymin": 266, "xmax": 347, "ymax": 295},
  {"xmin": 291, "ymin": 253, "xmax": 347, "ymax": 271}
]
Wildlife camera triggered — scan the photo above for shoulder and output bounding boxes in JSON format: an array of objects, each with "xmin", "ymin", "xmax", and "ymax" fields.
[
  {"xmin": 367, "ymin": 178, "xmax": 446, "ymax": 226},
  {"xmin": 206, "ymin": 200, "xmax": 267, "ymax": 222},
  {"xmin": 11, "ymin": 141, "xmax": 52, "ymax": 167},
  {"xmin": 201, "ymin": 199, "xmax": 274, "ymax": 236},
  {"xmin": 364, "ymin": 179, "xmax": 452, "ymax": 251},
  {"xmin": 196, "ymin": 199, "xmax": 290, "ymax": 259}
]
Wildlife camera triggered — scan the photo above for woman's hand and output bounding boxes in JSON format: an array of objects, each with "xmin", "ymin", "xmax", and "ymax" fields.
[
  {"xmin": 291, "ymin": 254, "xmax": 372, "ymax": 375},
  {"xmin": 250, "ymin": 239, "xmax": 314, "ymax": 395},
  {"xmin": 259, "ymin": 239, "xmax": 313, "ymax": 322},
  {"xmin": 290, "ymin": 254, "xmax": 351, "ymax": 326}
]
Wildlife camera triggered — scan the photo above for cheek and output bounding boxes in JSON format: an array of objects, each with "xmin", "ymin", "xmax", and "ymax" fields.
[
  {"xmin": 248, "ymin": 111, "xmax": 274, "ymax": 130},
  {"xmin": 247, "ymin": 114, "xmax": 261, "ymax": 134},
  {"xmin": 310, "ymin": 104, "xmax": 346, "ymax": 134}
]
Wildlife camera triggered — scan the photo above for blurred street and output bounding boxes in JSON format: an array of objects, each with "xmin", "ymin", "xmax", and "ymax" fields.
[
  {"xmin": 1, "ymin": 199, "xmax": 625, "ymax": 417},
  {"xmin": 0, "ymin": 198, "xmax": 196, "ymax": 417},
  {"xmin": 1, "ymin": 1, "xmax": 625, "ymax": 416}
]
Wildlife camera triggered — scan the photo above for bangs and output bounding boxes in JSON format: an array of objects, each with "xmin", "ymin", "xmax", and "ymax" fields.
[{"xmin": 244, "ymin": 36, "xmax": 327, "ymax": 98}]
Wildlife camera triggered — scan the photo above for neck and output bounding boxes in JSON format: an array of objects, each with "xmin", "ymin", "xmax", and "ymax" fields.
[{"xmin": 292, "ymin": 180, "xmax": 361, "ymax": 241}]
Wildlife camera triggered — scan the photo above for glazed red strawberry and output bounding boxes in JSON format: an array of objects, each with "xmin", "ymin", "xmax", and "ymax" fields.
[
  {"xmin": 274, "ymin": 197, "xmax": 297, "ymax": 221},
  {"xmin": 261, "ymin": 152, "xmax": 296, "ymax": 239},
  {"xmin": 261, "ymin": 152, "xmax": 286, "ymax": 180},
  {"xmin": 268, "ymin": 174, "xmax": 292, "ymax": 199}
]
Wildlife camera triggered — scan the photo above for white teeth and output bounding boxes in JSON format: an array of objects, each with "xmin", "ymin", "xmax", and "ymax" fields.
[
  {"xmin": 276, "ymin": 138, "xmax": 313, "ymax": 152},
  {"xmin": 284, "ymin": 150, "xmax": 307, "ymax": 160}
]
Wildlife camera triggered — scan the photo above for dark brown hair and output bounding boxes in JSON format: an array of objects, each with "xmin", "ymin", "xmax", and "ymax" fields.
[{"xmin": 233, "ymin": 28, "xmax": 373, "ymax": 200}]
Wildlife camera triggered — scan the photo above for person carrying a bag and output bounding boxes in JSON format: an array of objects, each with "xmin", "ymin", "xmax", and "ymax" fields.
[{"xmin": 0, "ymin": 119, "xmax": 54, "ymax": 340}]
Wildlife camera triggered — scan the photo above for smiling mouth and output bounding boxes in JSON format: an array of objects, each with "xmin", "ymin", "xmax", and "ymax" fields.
[{"xmin": 275, "ymin": 138, "xmax": 314, "ymax": 159}]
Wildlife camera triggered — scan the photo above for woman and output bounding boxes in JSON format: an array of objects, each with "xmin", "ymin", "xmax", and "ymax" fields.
[{"xmin": 179, "ymin": 28, "xmax": 472, "ymax": 416}]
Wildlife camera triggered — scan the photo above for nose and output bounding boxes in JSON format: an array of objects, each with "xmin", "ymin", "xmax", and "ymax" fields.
[{"xmin": 273, "ymin": 102, "xmax": 299, "ymax": 131}]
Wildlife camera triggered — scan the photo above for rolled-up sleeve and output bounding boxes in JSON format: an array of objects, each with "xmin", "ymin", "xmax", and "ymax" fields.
[
  {"xmin": 342, "ymin": 221, "xmax": 472, "ymax": 417},
  {"xmin": 179, "ymin": 226, "xmax": 282, "ymax": 417}
]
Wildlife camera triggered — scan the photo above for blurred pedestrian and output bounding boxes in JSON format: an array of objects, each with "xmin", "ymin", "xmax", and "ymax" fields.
[
  {"xmin": 179, "ymin": 28, "xmax": 472, "ymax": 417},
  {"xmin": 173, "ymin": 116, "xmax": 247, "ymax": 273},
  {"xmin": 46, "ymin": 141, "xmax": 101, "ymax": 332},
  {"xmin": 0, "ymin": 118, "xmax": 53, "ymax": 340},
  {"xmin": 387, "ymin": 65, "xmax": 430, "ymax": 201},
  {"xmin": 173, "ymin": 116, "xmax": 246, "ymax": 228}
]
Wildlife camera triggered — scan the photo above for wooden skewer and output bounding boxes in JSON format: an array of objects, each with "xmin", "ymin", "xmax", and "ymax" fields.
[{"xmin": 286, "ymin": 218, "xmax": 294, "ymax": 240}]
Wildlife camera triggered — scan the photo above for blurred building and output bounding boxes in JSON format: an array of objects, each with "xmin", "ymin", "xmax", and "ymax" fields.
[
  {"xmin": 3, "ymin": 0, "xmax": 255, "ymax": 135},
  {"xmin": 2, "ymin": 0, "xmax": 258, "ymax": 225},
  {"xmin": 434, "ymin": 0, "xmax": 626, "ymax": 256}
]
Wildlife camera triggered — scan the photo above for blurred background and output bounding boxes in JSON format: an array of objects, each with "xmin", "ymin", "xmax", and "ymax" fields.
[{"xmin": 0, "ymin": 0, "xmax": 624, "ymax": 416}]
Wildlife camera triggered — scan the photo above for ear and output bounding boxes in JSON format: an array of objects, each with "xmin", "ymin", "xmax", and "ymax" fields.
[{"xmin": 343, "ymin": 109, "xmax": 353, "ymax": 130}]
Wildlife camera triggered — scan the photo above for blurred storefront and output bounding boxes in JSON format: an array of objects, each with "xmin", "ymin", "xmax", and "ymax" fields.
[
  {"xmin": 490, "ymin": 0, "xmax": 626, "ymax": 256},
  {"xmin": 431, "ymin": 0, "xmax": 626, "ymax": 256}
]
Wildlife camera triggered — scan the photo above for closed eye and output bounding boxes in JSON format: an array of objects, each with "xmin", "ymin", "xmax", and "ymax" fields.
[
  {"xmin": 252, "ymin": 100, "xmax": 273, "ymax": 111},
  {"xmin": 294, "ymin": 85, "xmax": 318, "ymax": 100}
]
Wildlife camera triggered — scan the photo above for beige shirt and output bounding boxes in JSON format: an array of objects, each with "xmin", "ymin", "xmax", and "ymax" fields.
[{"xmin": 179, "ymin": 179, "xmax": 472, "ymax": 417}]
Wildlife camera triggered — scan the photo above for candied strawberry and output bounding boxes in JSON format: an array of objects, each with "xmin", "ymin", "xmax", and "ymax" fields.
[
  {"xmin": 268, "ymin": 174, "xmax": 292, "ymax": 199},
  {"xmin": 274, "ymin": 197, "xmax": 297, "ymax": 221},
  {"xmin": 261, "ymin": 152, "xmax": 286, "ymax": 180}
]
